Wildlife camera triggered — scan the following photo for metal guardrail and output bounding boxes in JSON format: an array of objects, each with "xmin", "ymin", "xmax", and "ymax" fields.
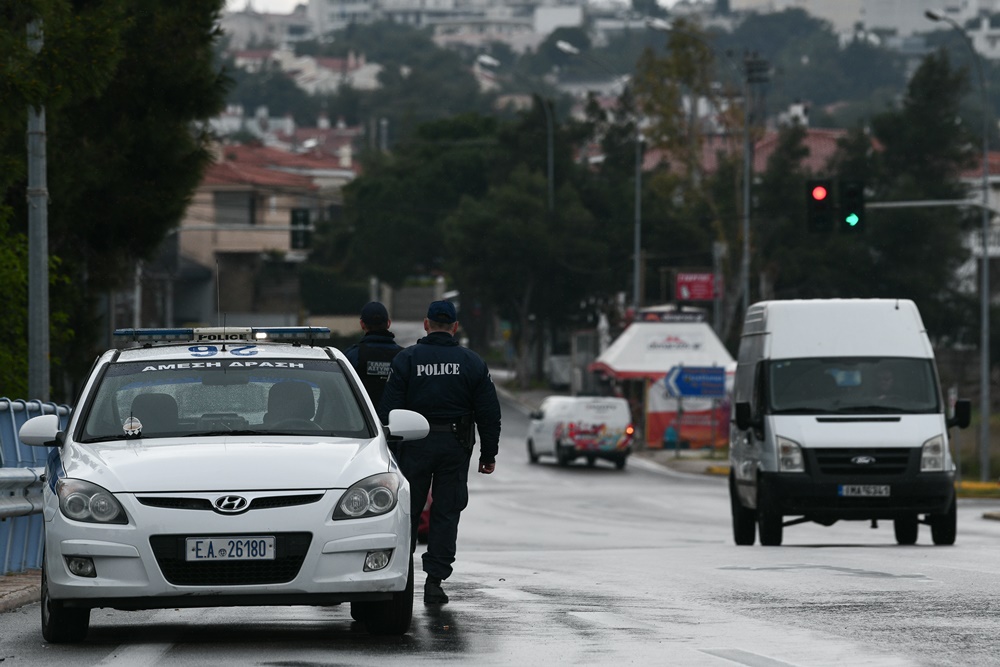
[{"xmin": 1, "ymin": 398, "xmax": 72, "ymax": 574}]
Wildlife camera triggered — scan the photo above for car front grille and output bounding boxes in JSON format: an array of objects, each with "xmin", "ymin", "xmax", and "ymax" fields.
[
  {"xmin": 137, "ymin": 494, "xmax": 324, "ymax": 512},
  {"xmin": 149, "ymin": 532, "xmax": 312, "ymax": 586},
  {"xmin": 811, "ymin": 448, "xmax": 914, "ymax": 476}
]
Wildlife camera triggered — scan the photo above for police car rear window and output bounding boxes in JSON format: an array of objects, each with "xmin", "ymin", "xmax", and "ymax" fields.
[{"xmin": 78, "ymin": 359, "xmax": 373, "ymax": 442}]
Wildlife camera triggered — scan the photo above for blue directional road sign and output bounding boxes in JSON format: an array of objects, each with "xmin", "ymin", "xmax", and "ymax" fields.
[{"xmin": 664, "ymin": 366, "xmax": 726, "ymax": 398}]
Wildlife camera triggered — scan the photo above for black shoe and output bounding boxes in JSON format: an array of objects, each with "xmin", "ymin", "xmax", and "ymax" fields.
[{"xmin": 424, "ymin": 577, "xmax": 449, "ymax": 604}]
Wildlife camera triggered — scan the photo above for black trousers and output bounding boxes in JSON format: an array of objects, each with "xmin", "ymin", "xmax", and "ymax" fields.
[{"xmin": 398, "ymin": 432, "xmax": 471, "ymax": 581}]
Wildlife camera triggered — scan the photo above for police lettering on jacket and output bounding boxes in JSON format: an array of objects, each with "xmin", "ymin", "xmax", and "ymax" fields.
[{"xmin": 417, "ymin": 363, "xmax": 461, "ymax": 376}]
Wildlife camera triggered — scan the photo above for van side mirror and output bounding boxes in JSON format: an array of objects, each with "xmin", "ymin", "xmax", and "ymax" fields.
[
  {"xmin": 734, "ymin": 402, "xmax": 754, "ymax": 431},
  {"xmin": 529, "ymin": 410, "xmax": 544, "ymax": 420},
  {"xmin": 948, "ymin": 399, "xmax": 972, "ymax": 430}
]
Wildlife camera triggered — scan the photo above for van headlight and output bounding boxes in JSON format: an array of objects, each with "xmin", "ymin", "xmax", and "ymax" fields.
[
  {"xmin": 333, "ymin": 472, "xmax": 401, "ymax": 520},
  {"xmin": 57, "ymin": 479, "xmax": 127, "ymax": 524},
  {"xmin": 776, "ymin": 436, "xmax": 805, "ymax": 472},
  {"xmin": 920, "ymin": 435, "xmax": 946, "ymax": 472}
]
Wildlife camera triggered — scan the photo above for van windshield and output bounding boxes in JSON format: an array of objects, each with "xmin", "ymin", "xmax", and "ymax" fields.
[{"xmin": 767, "ymin": 357, "xmax": 940, "ymax": 414}]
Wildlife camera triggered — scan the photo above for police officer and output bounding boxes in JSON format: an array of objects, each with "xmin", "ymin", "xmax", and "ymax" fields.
[
  {"xmin": 378, "ymin": 300, "xmax": 501, "ymax": 605},
  {"xmin": 344, "ymin": 302, "xmax": 403, "ymax": 409}
]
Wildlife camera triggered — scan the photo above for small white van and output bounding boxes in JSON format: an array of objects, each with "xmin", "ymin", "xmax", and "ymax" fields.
[
  {"xmin": 730, "ymin": 299, "xmax": 971, "ymax": 546},
  {"xmin": 527, "ymin": 396, "xmax": 635, "ymax": 469}
]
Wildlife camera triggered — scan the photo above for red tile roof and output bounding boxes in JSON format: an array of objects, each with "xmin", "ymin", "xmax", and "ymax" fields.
[{"xmin": 202, "ymin": 159, "xmax": 317, "ymax": 189}]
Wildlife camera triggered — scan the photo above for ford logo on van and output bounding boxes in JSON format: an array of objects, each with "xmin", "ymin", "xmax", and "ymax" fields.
[{"xmin": 851, "ymin": 455, "xmax": 876, "ymax": 465}]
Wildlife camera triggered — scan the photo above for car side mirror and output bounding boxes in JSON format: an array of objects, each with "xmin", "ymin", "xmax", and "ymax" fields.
[
  {"xmin": 19, "ymin": 414, "xmax": 64, "ymax": 447},
  {"xmin": 385, "ymin": 409, "xmax": 430, "ymax": 442},
  {"xmin": 948, "ymin": 399, "xmax": 972, "ymax": 430}
]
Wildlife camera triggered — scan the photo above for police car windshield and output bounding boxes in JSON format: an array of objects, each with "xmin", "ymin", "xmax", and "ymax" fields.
[
  {"xmin": 767, "ymin": 357, "xmax": 940, "ymax": 414},
  {"xmin": 79, "ymin": 359, "xmax": 373, "ymax": 442}
]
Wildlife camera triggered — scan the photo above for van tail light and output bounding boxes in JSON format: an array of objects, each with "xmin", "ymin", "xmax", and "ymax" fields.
[{"xmin": 622, "ymin": 424, "xmax": 635, "ymax": 447}]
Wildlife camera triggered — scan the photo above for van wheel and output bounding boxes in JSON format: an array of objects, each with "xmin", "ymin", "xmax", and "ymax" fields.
[
  {"xmin": 730, "ymin": 473, "xmax": 756, "ymax": 546},
  {"xmin": 556, "ymin": 445, "xmax": 571, "ymax": 467},
  {"xmin": 757, "ymin": 479, "xmax": 783, "ymax": 546},
  {"xmin": 586, "ymin": 455, "xmax": 596, "ymax": 467},
  {"xmin": 527, "ymin": 439, "xmax": 539, "ymax": 464},
  {"xmin": 614, "ymin": 454, "xmax": 627, "ymax": 470},
  {"xmin": 41, "ymin": 561, "xmax": 90, "ymax": 643},
  {"xmin": 894, "ymin": 516, "xmax": 919, "ymax": 545},
  {"xmin": 930, "ymin": 499, "xmax": 957, "ymax": 545}
]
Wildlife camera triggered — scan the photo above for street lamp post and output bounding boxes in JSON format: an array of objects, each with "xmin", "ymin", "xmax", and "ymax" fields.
[
  {"xmin": 557, "ymin": 40, "xmax": 643, "ymax": 312},
  {"xmin": 926, "ymin": 9, "xmax": 992, "ymax": 481},
  {"xmin": 647, "ymin": 18, "xmax": 756, "ymax": 317},
  {"xmin": 476, "ymin": 54, "xmax": 554, "ymax": 212}
]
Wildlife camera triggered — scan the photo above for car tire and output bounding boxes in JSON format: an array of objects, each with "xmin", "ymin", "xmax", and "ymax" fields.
[
  {"xmin": 930, "ymin": 498, "xmax": 957, "ymax": 546},
  {"xmin": 730, "ymin": 472, "xmax": 756, "ymax": 546},
  {"xmin": 893, "ymin": 516, "xmax": 919, "ymax": 545},
  {"xmin": 756, "ymin": 477, "xmax": 783, "ymax": 547},
  {"xmin": 527, "ymin": 439, "xmax": 539, "ymax": 464},
  {"xmin": 364, "ymin": 558, "xmax": 413, "ymax": 636},
  {"xmin": 350, "ymin": 601, "xmax": 373, "ymax": 623},
  {"xmin": 41, "ymin": 561, "xmax": 90, "ymax": 643}
]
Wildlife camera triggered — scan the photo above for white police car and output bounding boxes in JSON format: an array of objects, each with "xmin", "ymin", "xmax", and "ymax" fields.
[{"xmin": 18, "ymin": 326, "xmax": 429, "ymax": 642}]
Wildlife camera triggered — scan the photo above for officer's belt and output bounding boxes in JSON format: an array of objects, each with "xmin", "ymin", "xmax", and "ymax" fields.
[{"xmin": 427, "ymin": 422, "xmax": 458, "ymax": 432}]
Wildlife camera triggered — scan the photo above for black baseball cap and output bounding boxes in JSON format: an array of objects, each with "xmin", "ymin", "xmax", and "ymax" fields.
[
  {"xmin": 427, "ymin": 300, "xmax": 457, "ymax": 324},
  {"xmin": 360, "ymin": 301, "xmax": 389, "ymax": 326}
]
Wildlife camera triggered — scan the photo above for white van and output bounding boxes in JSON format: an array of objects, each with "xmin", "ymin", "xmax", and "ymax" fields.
[
  {"xmin": 730, "ymin": 299, "xmax": 971, "ymax": 547},
  {"xmin": 527, "ymin": 396, "xmax": 635, "ymax": 469}
]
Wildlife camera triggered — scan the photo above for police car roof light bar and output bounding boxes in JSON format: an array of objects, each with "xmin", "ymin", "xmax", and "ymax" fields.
[{"xmin": 114, "ymin": 327, "xmax": 332, "ymax": 343}]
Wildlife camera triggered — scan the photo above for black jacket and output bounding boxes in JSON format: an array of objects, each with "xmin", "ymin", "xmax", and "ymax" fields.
[{"xmin": 378, "ymin": 331, "xmax": 501, "ymax": 463}]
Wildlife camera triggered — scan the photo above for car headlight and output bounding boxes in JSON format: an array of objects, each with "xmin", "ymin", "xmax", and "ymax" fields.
[
  {"xmin": 57, "ymin": 479, "xmax": 127, "ymax": 524},
  {"xmin": 776, "ymin": 436, "xmax": 804, "ymax": 473},
  {"xmin": 333, "ymin": 472, "xmax": 401, "ymax": 520},
  {"xmin": 920, "ymin": 435, "xmax": 946, "ymax": 472}
]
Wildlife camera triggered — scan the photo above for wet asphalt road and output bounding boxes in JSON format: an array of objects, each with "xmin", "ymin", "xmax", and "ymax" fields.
[{"xmin": 6, "ymin": 393, "xmax": 1000, "ymax": 666}]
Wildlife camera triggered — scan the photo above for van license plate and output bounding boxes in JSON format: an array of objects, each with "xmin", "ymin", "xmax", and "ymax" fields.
[
  {"xmin": 838, "ymin": 485, "xmax": 890, "ymax": 497},
  {"xmin": 185, "ymin": 536, "xmax": 275, "ymax": 561}
]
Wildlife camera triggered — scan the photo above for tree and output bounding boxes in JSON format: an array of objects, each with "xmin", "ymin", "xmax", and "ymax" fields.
[{"xmin": 2, "ymin": 0, "xmax": 229, "ymax": 400}]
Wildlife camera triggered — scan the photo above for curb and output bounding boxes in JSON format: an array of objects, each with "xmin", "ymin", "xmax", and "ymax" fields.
[{"xmin": 0, "ymin": 570, "xmax": 41, "ymax": 613}]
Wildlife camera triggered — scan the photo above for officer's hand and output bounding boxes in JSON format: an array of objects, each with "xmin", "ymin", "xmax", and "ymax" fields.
[{"xmin": 478, "ymin": 461, "xmax": 495, "ymax": 474}]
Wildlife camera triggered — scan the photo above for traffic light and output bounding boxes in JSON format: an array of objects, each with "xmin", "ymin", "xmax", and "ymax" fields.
[
  {"xmin": 839, "ymin": 180, "xmax": 865, "ymax": 233},
  {"xmin": 806, "ymin": 179, "xmax": 833, "ymax": 233}
]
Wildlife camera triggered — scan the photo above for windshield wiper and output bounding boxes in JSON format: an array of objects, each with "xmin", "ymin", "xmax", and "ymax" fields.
[{"xmin": 180, "ymin": 429, "xmax": 272, "ymax": 437}]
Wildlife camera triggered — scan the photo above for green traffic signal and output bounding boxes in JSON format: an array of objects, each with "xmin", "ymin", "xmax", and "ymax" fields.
[{"xmin": 839, "ymin": 181, "xmax": 865, "ymax": 232}]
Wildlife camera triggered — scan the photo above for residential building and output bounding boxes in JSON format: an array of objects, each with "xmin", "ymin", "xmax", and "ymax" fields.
[{"xmin": 220, "ymin": 3, "xmax": 313, "ymax": 49}]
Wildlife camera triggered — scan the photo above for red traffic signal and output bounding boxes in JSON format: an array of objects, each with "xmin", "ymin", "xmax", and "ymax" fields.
[{"xmin": 806, "ymin": 179, "xmax": 833, "ymax": 233}]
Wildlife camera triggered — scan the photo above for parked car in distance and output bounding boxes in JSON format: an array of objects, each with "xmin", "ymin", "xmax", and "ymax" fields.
[
  {"xmin": 18, "ymin": 326, "xmax": 430, "ymax": 642},
  {"xmin": 526, "ymin": 396, "xmax": 634, "ymax": 469}
]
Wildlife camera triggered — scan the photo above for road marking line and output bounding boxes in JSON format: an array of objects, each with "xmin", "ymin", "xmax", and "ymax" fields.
[
  {"xmin": 700, "ymin": 648, "xmax": 798, "ymax": 667},
  {"xmin": 567, "ymin": 610, "xmax": 652, "ymax": 629}
]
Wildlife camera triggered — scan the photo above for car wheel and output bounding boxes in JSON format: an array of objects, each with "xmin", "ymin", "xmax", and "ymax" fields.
[
  {"xmin": 614, "ymin": 454, "xmax": 627, "ymax": 470},
  {"xmin": 893, "ymin": 515, "xmax": 919, "ymax": 545},
  {"xmin": 41, "ymin": 560, "xmax": 90, "ymax": 643},
  {"xmin": 930, "ymin": 498, "xmax": 957, "ymax": 545},
  {"xmin": 350, "ymin": 601, "xmax": 373, "ymax": 623},
  {"xmin": 527, "ymin": 439, "xmax": 539, "ymax": 464},
  {"xmin": 730, "ymin": 472, "xmax": 756, "ymax": 546},
  {"xmin": 364, "ymin": 558, "xmax": 413, "ymax": 636},
  {"xmin": 756, "ymin": 478, "xmax": 783, "ymax": 547}
]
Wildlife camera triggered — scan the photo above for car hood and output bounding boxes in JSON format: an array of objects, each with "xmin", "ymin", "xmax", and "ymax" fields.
[{"xmin": 61, "ymin": 437, "xmax": 390, "ymax": 492}]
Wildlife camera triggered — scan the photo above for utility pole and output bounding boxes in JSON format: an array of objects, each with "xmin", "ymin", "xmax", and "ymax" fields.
[{"xmin": 27, "ymin": 20, "xmax": 49, "ymax": 402}]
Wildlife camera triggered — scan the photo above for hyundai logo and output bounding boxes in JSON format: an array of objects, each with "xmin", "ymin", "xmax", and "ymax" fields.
[
  {"xmin": 851, "ymin": 455, "xmax": 876, "ymax": 465},
  {"xmin": 214, "ymin": 495, "xmax": 249, "ymax": 513}
]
